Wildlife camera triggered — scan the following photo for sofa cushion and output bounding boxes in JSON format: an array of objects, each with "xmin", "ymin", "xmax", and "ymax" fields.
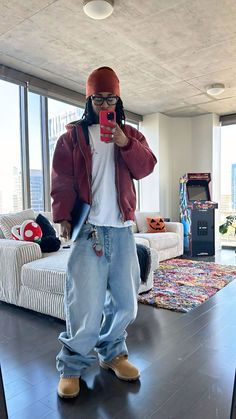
[
  {"xmin": 21, "ymin": 248, "xmax": 70, "ymax": 294},
  {"xmin": 134, "ymin": 237, "xmax": 150, "ymax": 247},
  {"xmin": 135, "ymin": 211, "xmax": 161, "ymax": 233},
  {"xmin": 135, "ymin": 232, "xmax": 178, "ymax": 251},
  {"xmin": 0, "ymin": 209, "xmax": 35, "ymax": 240},
  {"xmin": 0, "ymin": 226, "xmax": 4, "ymax": 239},
  {"xmin": 132, "ymin": 222, "xmax": 138, "ymax": 234}
]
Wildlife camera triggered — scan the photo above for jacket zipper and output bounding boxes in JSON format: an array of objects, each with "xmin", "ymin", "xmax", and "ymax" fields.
[
  {"xmin": 77, "ymin": 126, "xmax": 92, "ymax": 205},
  {"xmin": 115, "ymin": 146, "xmax": 125, "ymax": 224}
]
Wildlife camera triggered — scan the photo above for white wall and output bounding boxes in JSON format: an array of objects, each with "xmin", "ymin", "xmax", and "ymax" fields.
[
  {"xmin": 212, "ymin": 114, "xmax": 221, "ymax": 250},
  {"xmin": 158, "ymin": 113, "xmax": 172, "ymax": 218},
  {"xmin": 139, "ymin": 113, "xmax": 159, "ymax": 211},
  {"xmin": 169, "ymin": 117, "xmax": 192, "ymax": 221},
  {"xmin": 140, "ymin": 112, "xmax": 221, "ymax": 241},
  {"xmin": 191, "ymin": 114, "xmax": 213, "ymax": 173}
]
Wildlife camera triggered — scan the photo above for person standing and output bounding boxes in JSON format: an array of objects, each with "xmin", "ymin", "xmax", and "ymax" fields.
[{"xmin": 51, "ymin": 66, "xmax": 157, "ymax": 398}]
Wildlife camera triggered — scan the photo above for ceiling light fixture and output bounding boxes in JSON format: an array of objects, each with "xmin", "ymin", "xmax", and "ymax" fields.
[
  {"xmin": 206, "ymin": 83, "xmax": 225, "ymax": 96},
  {"xmin": 83, "ymin": 0, "xmax": 114, "ymax": 20}
]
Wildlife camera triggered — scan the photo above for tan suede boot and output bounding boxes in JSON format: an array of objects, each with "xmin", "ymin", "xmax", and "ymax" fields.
[
  {"xmin": 57, "ymin": 377, "xmax": 80, "ymax": 398},
  {"xmin": 99, "ymin": 354, "xmax": 140, "ymax": 381}
]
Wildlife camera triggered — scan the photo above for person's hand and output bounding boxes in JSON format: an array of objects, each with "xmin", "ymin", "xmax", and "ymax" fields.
[
  {"xmin": 101, "ymin": 122, "xmax": 129, "ymax": 147},
  {"xmin": 60, "ymin": 220, "xmax": 71, "ymax": 241}
]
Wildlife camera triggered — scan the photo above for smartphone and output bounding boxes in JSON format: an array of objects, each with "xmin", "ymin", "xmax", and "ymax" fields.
[{"xmin": 100, "ymin": 110, "xmax": 116, "ymax": 142}]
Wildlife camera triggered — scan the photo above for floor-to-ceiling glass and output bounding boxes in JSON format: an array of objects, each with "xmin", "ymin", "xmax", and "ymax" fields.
[
  {"xmin": 0, "ymin": 80, "xmax": 22, "ymax": 213},
  {"xmin": 220, "ymin": 124, "xmax": 236, "ymax": 247},
  {"xmin": 28, "ymin": 92, "xmax": 43, "ymax": 212}
]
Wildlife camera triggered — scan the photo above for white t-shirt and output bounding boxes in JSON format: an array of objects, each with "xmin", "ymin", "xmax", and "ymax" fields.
[{"xmin": 87, "ymin": 124, "xmax": 133, "ymax": 227}]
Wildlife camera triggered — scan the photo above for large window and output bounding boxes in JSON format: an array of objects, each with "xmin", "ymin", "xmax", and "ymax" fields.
[
  {"xmin": 48, "ymin": 99, "xmax": 84, "ymax": 170},
  {"xmin": 0, "ymin": 73, "xmax": 141, "ymax": 214},
  {"xmin": 28, "ymin": 92, "xmax": 43, "ymax": 212},
  {"xmin": 220, "ymin": 124, "xmax": 236, "ymax": 246},
  {"xmin": 0, "ymin": 80, "xmax": 22, "ymax": 213}
]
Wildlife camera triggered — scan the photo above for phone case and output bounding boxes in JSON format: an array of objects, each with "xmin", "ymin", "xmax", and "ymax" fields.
[{"xmin": 100, "ymin": 110, "xmax": 116, "ymax": 142}]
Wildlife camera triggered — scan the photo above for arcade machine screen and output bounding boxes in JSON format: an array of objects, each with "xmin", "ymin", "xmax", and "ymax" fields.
[{"xmin": 187, "ymin": 184, "xmax": 210, "ymax": 201}]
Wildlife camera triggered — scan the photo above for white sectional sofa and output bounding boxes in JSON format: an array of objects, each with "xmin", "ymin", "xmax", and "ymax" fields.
[
  {"xmin": 134, "ymin": 211, "xmax": 183, "ymax": 262},
  {"xmin": 0, "ymin": 209, "xmax": 183, "ymax": 320}
]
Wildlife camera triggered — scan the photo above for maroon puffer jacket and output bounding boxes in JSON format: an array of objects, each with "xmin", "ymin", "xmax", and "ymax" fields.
[{"xmin": 51, "ymin": 122, "xmax": 157, "ymax": 223}]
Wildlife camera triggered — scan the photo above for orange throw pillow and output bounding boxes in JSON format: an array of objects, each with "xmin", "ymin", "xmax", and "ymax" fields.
[{"xmin": 147, "ymin": 217, "xmax": 166, "ymax": 233}]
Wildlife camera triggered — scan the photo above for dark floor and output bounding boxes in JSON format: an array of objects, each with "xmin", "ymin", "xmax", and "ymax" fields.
[{"xmin": 0, "ymin": 249, "xmax": 236, "ymax": 419}]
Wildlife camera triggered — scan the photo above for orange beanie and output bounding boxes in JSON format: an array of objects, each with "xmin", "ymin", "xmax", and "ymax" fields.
[{"xmin": 86, "ymin": 66, "xmax": 120, "ymax": 98}]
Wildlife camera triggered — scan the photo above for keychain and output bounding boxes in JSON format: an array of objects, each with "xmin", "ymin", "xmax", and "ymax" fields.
[
  {"xmin": 92, "ymin": 227, "xmax": 103, "ymax": 256},
  {"xmin": 87, "ymin": 227, "xmax": 103, "ymax": 257}
]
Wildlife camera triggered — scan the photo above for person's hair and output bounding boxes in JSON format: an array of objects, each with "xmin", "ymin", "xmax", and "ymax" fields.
[{"xmin": 81, "ymin": 97, "xmax": 126, "ymax": 126}]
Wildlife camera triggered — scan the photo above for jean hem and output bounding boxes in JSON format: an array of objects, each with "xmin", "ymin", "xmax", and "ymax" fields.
[{"xmin": 98, "ymin": 350, "xmax": 128, "ymax": 363}]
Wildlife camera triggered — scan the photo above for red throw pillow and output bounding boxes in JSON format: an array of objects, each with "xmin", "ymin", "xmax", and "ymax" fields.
[{"xmin": 147, "ymin": 217, "xmax": 166, "ymax": 233}]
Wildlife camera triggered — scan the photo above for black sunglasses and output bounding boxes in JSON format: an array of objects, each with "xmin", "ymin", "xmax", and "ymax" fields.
[{"xmin": 91, "ymin": 95, "xmax": 118, "ymax": 106}]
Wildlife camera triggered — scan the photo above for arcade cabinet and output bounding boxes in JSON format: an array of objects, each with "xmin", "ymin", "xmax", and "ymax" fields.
[{"xmin": 179, "ymin": 173, "xmax": 218, "ymax": 256}]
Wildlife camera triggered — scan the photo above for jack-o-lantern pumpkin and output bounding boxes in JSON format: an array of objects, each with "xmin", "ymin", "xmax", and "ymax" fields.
[{"xmin": 147, "ymin": 217, "xmax": 166, "ymax": 233}]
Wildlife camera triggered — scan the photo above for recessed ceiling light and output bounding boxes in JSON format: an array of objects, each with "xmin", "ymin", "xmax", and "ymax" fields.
[
  {"xmin": 83, "ymin": 0, "xmax": 114, "ymax": 20},
  {"xmin": 206, "ymin": 83, "xmax": 225, "ymax": 96}
]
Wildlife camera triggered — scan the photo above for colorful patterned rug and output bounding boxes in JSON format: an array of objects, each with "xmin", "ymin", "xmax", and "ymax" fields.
[{"xmin": 138, "ymin": 258, "xmax": 236, "ymax": 313}]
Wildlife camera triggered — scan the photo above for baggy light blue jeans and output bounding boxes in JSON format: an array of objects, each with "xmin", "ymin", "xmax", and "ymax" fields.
[{"xmin": 56, "ymin": 223, "xmax": 140, "ymax": 378}]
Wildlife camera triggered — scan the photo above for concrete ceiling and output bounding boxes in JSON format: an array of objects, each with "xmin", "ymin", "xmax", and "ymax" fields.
[{"xmin": 1, "ymin": 0, "xmax": 236, "ymax": 117}]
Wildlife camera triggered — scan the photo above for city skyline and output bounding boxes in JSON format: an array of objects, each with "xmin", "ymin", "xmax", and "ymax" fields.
[{"xmin": 0, "ymin": 81, "xmax": 84, "ymax": 213}]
